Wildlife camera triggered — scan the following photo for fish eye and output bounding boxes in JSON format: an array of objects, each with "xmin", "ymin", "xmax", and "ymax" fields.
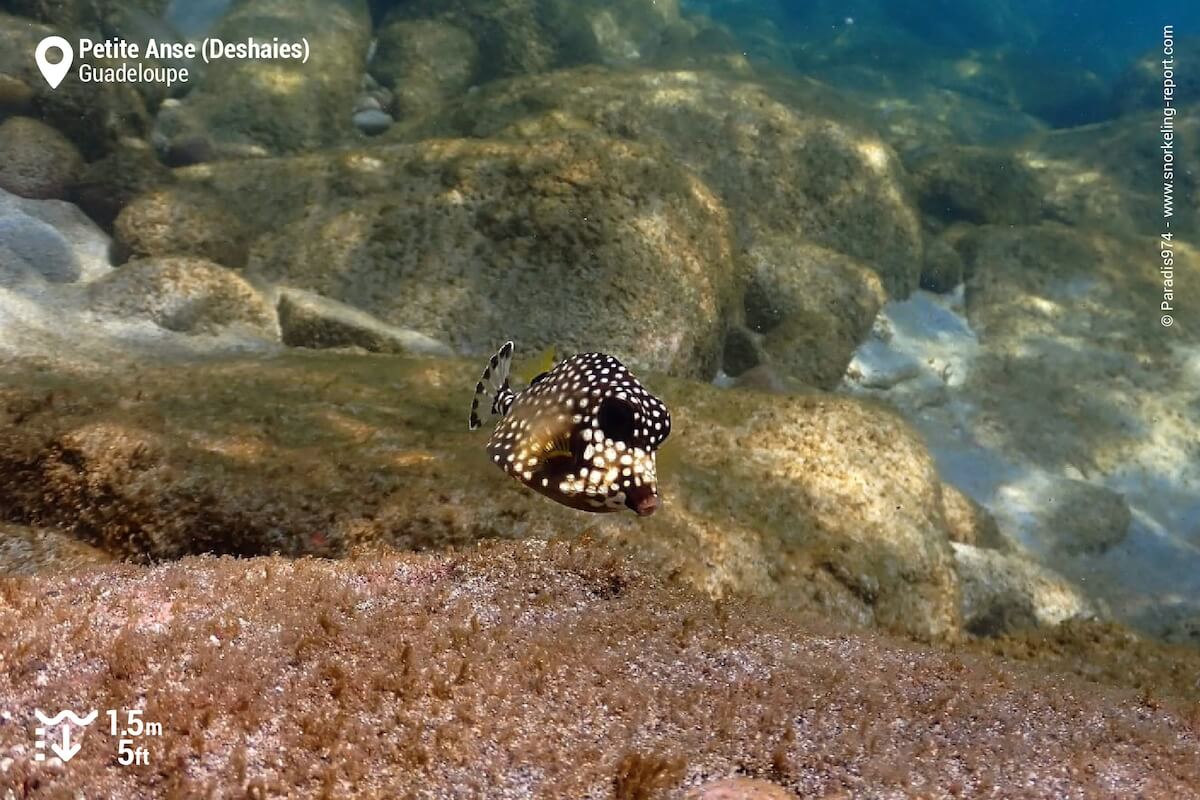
[{"xmin": 596, "ymin": 397, "xmax": 636, "ymax": 442}]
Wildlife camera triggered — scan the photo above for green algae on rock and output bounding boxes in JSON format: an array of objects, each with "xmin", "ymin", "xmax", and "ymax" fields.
[
  {"xmin": 152, "ymin": 0, "xmax": 371, "ymax": 157},
  {"xmin": 739, "ymin": 238, "xmax": 887, "ymax": 390},
  {"xmin": 0, "ymin": 116, "xmax": 84, "ymax": 201},
  {"xmin": 370, "ymin": 19, "xmax": 479, "ymax": 121},
  {"xmin": 400, "ymin": 67, "xmax": 923, "ymax": 298},
  {"xmin": 389, "ymin": 0, "xmax": 685, "ymax": 80},
  {"xmin": 1, "ymin": 350, "xmax": 956, "ymax": 641},
  {"xmin": 118, "ymin": 137, "xmax": 738, "ymax": 377},
  {"xmin": 86, "ymin": 256, "xmax": 278, "ymax": 338}
]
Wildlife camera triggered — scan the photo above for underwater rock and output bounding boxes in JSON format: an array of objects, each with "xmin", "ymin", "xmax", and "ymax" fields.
[
  {"xmin": 0, "ymin": 13, "xmax": 154, "ymax": 161},
  {"xmin": 114, "ymin": 187, "xmax": 250, "ymax": 268},
  {"xmin": 0, "ymin": 540, "xmax": 1197, "ymax": 797},
  {"xmin": 919, "ymin": 234, "xmax": 965, "ymax": 293},
  {"xmin": 351, "ymin": 108, "xmax": 394, "ymax": 136},
  {"xmin": 720, "ymin": 324, "xmax": 763, "ymax": 378},
  {"xmin": 153, "ymin": 0, "xmax": 370, "ymax": 156},
  {"xmin": 998, "ymin": 477, "xmax": 1132, "ymax": 558},
  {"xmin": 0, "ymin": 351, "xmax": 958, "ymax": 641},
  {"xmin": 404, "ymin": 67, "xmax": 923, "ymax": 298},
  {"xmin": 87, "ymin": 257, "xmax": 277, "ymax": 337},
  {"xmin": 0, "ymin": 74, "xmax": 33, "ymax": 113},
  {"xmin": 845, "ymin": 224, "xmax": 1200, "ymax": 639},
  {"xmin": 1112, "ymin": 35, "xmax": 1200, "ymax": 116},
  {"xmin": 940, "ymin": 483, "xmax": 1011, "ymax": 552},
  {"xmin": 741, "ymin": 238, "xmax": 886, "ymax": 390},
  {"xmin": 0, "ymin": 522, "xmax": 112, "ymax": 577},
  {"xmin": 276, "ymin": 287, "xmax": 453, "ymax": 356},
  {"xmin": 0, "ymin": 117, "xmax": 83, "ymax": 201},
  {"xmin": 0, "ymin": 189, "xmax": 112, "ymax": 284},
  {"xmin": 389, "ymin": 0, "xmax": 682, "ymax": 80},
  {"xmin": 1023, "ymin": 110, "xmax": 1200, "ymax": 236},
  {"xmin": 125, "ymin": 137, "xmax": 737, "ymax": 377},
  {"xmin": 910, "ymin": 145, "xmax": 1045, "ymax": 226},
  {"xmin": 74, "ymin": 137, "xmax": 172, "ymax": 229},
  {"xmin": 3, "ymin": 0, "xmax": 167, "ymax": 31},
  {"xmin": 953, "ymin": 543, "xmax": 1098, "ymax": 637},
  {"xmin": 371, "ymin": 19, "xmax": 479, "ymax": 120},
  {"xmin": 0, "ymin": 212, "xmax": 80, "ymax": 285}
]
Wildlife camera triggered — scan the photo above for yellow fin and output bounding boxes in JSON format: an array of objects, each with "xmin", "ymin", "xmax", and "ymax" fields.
[
  {"xmin": 655, "ymin": 428, "xmax": 681, "ymax": 477},
  {"xmin": 515, "ymin": 346, "xmax": 558, "ymax": 386}
]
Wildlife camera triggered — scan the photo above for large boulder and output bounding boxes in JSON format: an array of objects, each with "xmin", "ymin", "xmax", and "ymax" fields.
[
  {"xmin": 152, "ymin": 0, "xmax": 371, "ymax": 157},
  {"xmin": 0, "ymin": 117, "xmax": 83, "ymax": 200},
  {"xmin": 0, "ymin": 350, "xmax": 959, "ymax": 641},
  {"xmin": 403, "ymin": 67, "xmax": 924, "ymax": 298},
  {"xmin": 0, "ymin": 14, "xmax": 154, "ymax": 160},
  {"xmin": 86, "ymin": 256, "xmax": 277, "ymax": 337},
  {"xmin": 953, "ymin": 542, "xmax": 1098, "ymax": 636},
  {"xmin": 389, "ymin": 0, "xmax": 684, "ymax": 80},
  {"xmin": 736, "ymin": 238, "xmax": 886, "ymax": 389},
  {"xmin": 0, "ymin": 188, "xmax": 112, "ymax": 285},
  {"xmin": 910, "ymin": 145, "xmax": 1045, "ymax": 226},
  {"xmin": 1018, "ymin": 110, "xmax": 1200, "ymax": 237},
  {"xmin": 370, "ymin": 19, "xmax": 479, "ymax": 120},
  {"xmin": 116, "ymin": 137, "xmax": 739, "ymax": 376}
]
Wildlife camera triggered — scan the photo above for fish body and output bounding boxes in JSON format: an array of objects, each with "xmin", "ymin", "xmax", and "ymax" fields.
[{"xmin": 469, "ymin": 342, "xmax": 670, "ymax": 516}]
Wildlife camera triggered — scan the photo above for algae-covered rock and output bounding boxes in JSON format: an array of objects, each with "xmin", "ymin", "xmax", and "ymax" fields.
[
  {"xmin": 390, "ymin": 0, "xmax": 682, "ymax": 79},
  {"xmin": 1021, "ymin": 109, "xmax": 1200, "ymax": 236},
  {"xmin": 1112, "ymin": 35, "xmax": 1200, "ymax": 116},
  {"xmin": 3, "ymin": 0, "xmax": 166, "ymax": 31},
  {"xmin": 0, "ymin": 350, "xmax": 958, "ymax": 641},
  {"xmin": 74, "ymin": 137, "xmax": 172, "ymax": 228},
  {"xmin": 940, "ymin": 483, "xmax": 1010, "ymax": 552},
  {"xmin": 919, "ymin": 233, "xmax": 965, "ymax": 293},
  {"xmin": 953, "ymin": 542, "xmax": 1097, "ymax": 636},
  {"xmin": 0, "ymin": 13, "xmax": 154, "ymax": 160},
  {"xmin": 276, "ymin": 287, "xmax": 453, "ymax": 356},
  {"xmin": 86, "ymin": 256, "xmax": 277, "ymax": 337},
  {"xmin": 0, "ymin": 116, "xmax": 83, "ymax": 200},
  {"xmin": 371, "ymin": 19, "xmax": 479, "ymax": 120},
  {"xmin": 0, "ymin": 522, "xmax": 112, "ymax": 576},
  {"xmin": 911, "ymin": 144, "xmax": 1045, "ymax": 225},
  {"xmin": 405, "ymin": 67, "xmax": 923, "ymax": 297},
  {"xmin": 118, "ymin": 137, "xmax": 738, "ymax": 377},
  {"xmin": 740, "ymin": 238, "xmax": 886, "ymax": 389},
  {"xmin": 0, "ymin": 73, "xmax": 34, "ymax": 112},
  {"xmin": 153, "ymin": 0, "xmax": 370, "ymax": 156},
  {"xmin": 0, "ymin": 541, "xmax": 1196, "ymax": 797},
  {"xmin": 114, "ymin": 187, "xmax": 250, "ymax": 268}
]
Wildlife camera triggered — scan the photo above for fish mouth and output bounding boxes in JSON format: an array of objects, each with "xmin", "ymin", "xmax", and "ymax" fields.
[{"xmin": 626, "ymin": 489, "xmax": 659, "ymax": 517}]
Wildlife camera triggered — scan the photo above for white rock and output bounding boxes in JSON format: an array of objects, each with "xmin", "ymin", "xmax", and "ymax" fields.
[
  {"xmin": 352, "ymin": 109, "xmax": 393, "ymax": 136},
  {"xmin": 953, "ymin": 542, "xmax": 1098, "ymax": 635}
]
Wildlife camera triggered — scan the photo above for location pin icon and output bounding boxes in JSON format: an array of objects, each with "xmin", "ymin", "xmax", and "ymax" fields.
[{"xmin": 35, "ymin": 36, "xmax": 73, "ymax": 90}]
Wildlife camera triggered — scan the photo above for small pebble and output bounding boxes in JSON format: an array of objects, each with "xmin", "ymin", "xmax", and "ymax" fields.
[
  {"xmin": 354, "ymin": 95, "xmax": 382, "ymax": 113},
  {"xmin": 0, "ymin": 74, "xmax": 33, "ymax": 111},
  {"xmin": 353, "ymin": 109, "xmax": 393, "ymax": 136},
  {"xmin": 369, "ymin": 87, "xmax": 394, "ymax": 111}
]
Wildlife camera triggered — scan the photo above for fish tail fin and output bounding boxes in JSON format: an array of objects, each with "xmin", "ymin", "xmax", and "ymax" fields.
[{"xmin": 469, "ymin": 340, "xmax": 516, "ymax": 430}]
